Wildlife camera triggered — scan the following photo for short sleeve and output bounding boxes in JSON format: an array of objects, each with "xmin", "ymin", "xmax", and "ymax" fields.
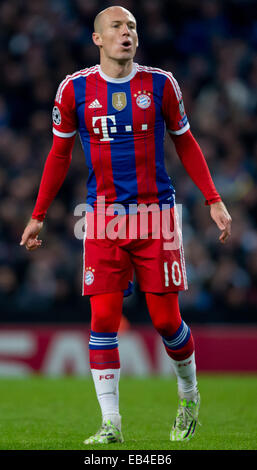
[
  {"xmin": 162, "ymin": 73, "xmax": 190, "ymax": 136},
  {"xmin": 52, "ymin": 77, "xmax": 77, "ymax": 138}
]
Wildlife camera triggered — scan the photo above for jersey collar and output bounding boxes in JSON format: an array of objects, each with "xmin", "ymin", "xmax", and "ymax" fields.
[{"xmin": 98, "ymin": 63, "xmax": 137, "ymax": 83}]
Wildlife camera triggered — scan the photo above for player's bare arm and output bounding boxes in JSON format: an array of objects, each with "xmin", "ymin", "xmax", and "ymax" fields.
[
  {"xmin": 210, "ymin": 200, "xmax": 232, "ymax": 244},
  {"xmin": 20, "ymin": 218, "xmax": 43, "ymax": 251}
]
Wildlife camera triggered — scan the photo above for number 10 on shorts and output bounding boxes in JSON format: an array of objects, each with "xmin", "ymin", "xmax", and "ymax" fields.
[{"xmin": 164, "ymin": 261, "xmax": 182, "ymax": 287}]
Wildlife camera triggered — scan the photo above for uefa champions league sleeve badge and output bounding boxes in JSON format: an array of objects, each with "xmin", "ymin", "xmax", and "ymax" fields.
[{"xmin": 52, "ymin": 106, "xmax": 62, "ymax": 126}]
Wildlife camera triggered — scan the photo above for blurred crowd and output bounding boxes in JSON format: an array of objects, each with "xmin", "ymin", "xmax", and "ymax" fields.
[{"xmin": 0, "ymin": 0, "xmax": 256, "ymax": 324}]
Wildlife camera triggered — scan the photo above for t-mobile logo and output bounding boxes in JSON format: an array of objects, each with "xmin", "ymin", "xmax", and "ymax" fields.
[
  {"xmin": 92, "ymin": 115, "xmax": 116, "ymax": 142},
  {"xmin": 99, "ymin": 374, "xmax": 114, "ymax": 380},
  {"xmin": 92, "ymin": 115, "xmax": 148, "ymax": 142}
]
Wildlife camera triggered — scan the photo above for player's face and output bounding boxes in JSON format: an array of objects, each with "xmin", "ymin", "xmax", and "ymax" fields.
[{"xmin": 94, "ymin": 10, "xmax": 138, "ymax": 62}]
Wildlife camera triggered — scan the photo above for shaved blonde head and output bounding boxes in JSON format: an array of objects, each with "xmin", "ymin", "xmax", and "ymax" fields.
[
  {"xmin": 94, "ymin": 6, "xmax": 136, "ymax": 33},
  {"xmin": 92, "ymin": 5, "xmax": 138, "ymax": 73}
]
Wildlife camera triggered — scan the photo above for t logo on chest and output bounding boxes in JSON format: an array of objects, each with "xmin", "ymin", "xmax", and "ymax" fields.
[
  {"xmin": 92, "ymin": 115, "xmax": 148, "ymax": 142},
  {"xmin": 92, "ymin": 115, "xmax": 117, "ymax": 142}
]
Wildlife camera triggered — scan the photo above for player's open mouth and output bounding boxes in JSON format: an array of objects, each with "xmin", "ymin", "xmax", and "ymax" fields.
[{"xmin": 121, "ymin": 41, "xmax": 132, "ymax": 49}]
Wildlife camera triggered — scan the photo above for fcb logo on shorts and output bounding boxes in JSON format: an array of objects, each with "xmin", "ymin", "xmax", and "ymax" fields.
[
  {"xmin": 85, "ymin": 267, "xmax": 95, "ymax": 285},
  {"xmin": 112, "ymin": 92, "xmax": 127, "ymax": 111}
]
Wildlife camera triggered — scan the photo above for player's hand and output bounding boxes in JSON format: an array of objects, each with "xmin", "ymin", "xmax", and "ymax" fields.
[
  {"xmin": 209, "ymin": 201, "xmax": 232, "ymax": 244},
  {"xmin": 20, "ymin": 218, "xmax": 43, "ymax": 251}
]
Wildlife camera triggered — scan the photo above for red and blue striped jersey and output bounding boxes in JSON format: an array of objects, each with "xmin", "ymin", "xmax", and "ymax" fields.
[{"xmin": 52, "ymin": 63, "xmax": 190, "ymax": 209}]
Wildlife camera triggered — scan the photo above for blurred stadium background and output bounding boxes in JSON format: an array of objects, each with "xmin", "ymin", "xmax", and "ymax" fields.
[{"xmin": 0, "ymin": 0, "xmax": 257, "ymax": 376}]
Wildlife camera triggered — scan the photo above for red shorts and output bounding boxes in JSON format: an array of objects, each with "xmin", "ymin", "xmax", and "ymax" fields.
[{"xmin": 82, "ymin": 206, "xmax": 188, "ymax": 295}]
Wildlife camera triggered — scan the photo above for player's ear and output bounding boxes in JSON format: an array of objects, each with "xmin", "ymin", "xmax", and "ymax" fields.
[{"xmin": 92, "ymin": 32, "xmax": 102, "ymax": 47}]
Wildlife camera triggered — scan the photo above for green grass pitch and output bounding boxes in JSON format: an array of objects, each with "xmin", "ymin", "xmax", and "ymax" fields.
[{"xmin": 0, "ymin": 375, "xmax": 256, "ymax": 450}]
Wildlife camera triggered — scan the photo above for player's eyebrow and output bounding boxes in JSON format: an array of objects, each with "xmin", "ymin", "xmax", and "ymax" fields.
[{"xmin": 110, "ymin": 20, "xmax": 136, "ymax": 26}]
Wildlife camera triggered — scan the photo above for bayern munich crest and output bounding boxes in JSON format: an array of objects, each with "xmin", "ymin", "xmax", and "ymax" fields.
[
  {"xmin": 134, "ymin": 91, "xmax": 151, "ymax": 109},
  {"xmin": 85, "ymin": 267, "xmax": 95, "ymax": 286}
]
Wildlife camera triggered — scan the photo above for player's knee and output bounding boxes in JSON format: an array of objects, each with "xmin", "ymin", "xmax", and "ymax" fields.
[
  {"xmin": 91, "ymin": 310, "xmax": 120, "ymax": 332},
  {"xmin": 153, "ymin": 319, "xmax": 178, "ymax": 337},
  {"xmin": 90, "ymin": 293, "xmax": 123, "ymax": 332},
  {"xmin": 146, "ymin": 292, "xmax": 182, "ymax": 336}
]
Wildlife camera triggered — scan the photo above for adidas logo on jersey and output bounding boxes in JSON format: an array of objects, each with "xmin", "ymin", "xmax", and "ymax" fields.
[{"xmin": 89, "ymin": 99, "xmax": 102, "ymax": 108}]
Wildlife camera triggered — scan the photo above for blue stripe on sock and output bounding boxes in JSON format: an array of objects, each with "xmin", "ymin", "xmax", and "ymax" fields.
[
  {"xmin": 162, "ymin": 321, "xmax": 191, "ymax": 351},
  {"xmin": 90, "ymin": 360, "xmax": 120, "ymax": 365},
  {"xmin": 89, "ymin": 344, "xmax": 118, "ymax": 350},
  {"xmin": 89, "ymin": 331, "xmax": 118, "ymax": 350},
  {"xmin": 90, "ymin": 331, "xmax": 118, "ymax": 338}
]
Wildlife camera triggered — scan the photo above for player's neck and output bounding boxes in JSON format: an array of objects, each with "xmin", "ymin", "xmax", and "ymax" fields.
[{"xmin": 99, "ymin": 58, "xmax": 133, "ymax": 79}]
